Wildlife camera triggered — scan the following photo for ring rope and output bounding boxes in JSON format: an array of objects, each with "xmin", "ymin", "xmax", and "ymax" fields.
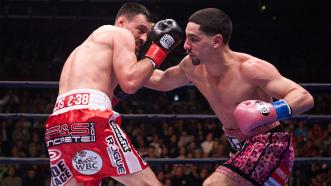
[
  {"xmin": 0, "ymin": 157, "xmax": 330, "ymax": 165},
  {"xmin": 1, "ymin": 113, "xmax": 331, "ymax": 122},
  {"xmin": 0, "ymin": 81, "xmax": 331, "ymax": 91}
]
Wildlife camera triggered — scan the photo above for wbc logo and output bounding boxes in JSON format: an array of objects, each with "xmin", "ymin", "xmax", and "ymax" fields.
[{"xmin": 72, "ymin": 150, "xmax": 103, "ymax": 175}]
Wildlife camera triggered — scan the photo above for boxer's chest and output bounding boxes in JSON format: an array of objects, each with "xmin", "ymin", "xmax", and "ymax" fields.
[{"xmin": 188, "ymin": 67, "xmax": 257, "ymax": 114}]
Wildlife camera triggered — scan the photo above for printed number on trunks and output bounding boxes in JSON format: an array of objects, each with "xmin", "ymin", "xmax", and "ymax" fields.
[{"xmin": 54, "ymin": 93, "xmax": 90, "ymax": 111}]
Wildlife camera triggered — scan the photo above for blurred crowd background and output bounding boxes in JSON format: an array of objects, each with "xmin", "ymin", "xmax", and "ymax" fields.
[{"xmin": 0, "ymin": 0, "xmax": 330, "ymax": 185}]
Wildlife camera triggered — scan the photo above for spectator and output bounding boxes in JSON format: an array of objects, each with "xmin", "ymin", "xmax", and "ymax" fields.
[
  {"xmin": 171, "ymin": 165, "xmax": 192, "ymax": 186},
  {"xmin": 1, "ymin": 165, "xmax": 22, "ymax": 186},
  {"xmin": 22, "ymin": 167, "xmax": 43, "ymax": 186},
  {"xmin": 201, "ymin": 132, "xmax": 214, "ymax": 157}
]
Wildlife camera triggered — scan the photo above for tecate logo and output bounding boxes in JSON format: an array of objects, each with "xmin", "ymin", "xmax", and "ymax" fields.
[{"xmin": 72, "ymin": 150, "xmax": 103, "ymax": 175}]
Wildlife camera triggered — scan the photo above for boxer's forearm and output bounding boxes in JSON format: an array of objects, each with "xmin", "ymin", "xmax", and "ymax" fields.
[
  {"xmin": 145, "ymin": 67, "xmax": 189, "ymax": 91},
  {"xmin": 283, "ymin": 88, "xmax": 314, "ymax": 115}
]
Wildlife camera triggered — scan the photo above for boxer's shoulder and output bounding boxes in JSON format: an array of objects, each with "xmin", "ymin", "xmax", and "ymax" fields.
[
  {"xmin": 89, "ymin": 25, "xmax": 134, "ymax": 46},
  {"xmin": 239, "ymin": 58, "xmax": 275, "ymax": 81},
  {"xmin": 92, "ymin": 25, "xmax": 132, "ymax": 38}
]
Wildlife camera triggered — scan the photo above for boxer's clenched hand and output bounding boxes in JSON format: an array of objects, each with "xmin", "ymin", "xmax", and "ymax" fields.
[
  {"xmin": 111, "ymin": 86, "xmax": 129, "ymax": 106},
  {"xmin": 234, "ymin": 100, "xmax": 292, "ymax": 135}
]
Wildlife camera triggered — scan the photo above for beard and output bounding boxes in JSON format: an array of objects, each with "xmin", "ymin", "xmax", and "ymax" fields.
[{"xmin": 187, "ymin": 49, "xmax": 200, "ymax": 65}]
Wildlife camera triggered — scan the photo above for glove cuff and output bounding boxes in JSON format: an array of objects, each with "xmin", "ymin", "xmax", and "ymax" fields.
[
  {"xmin": 145, "ymin": 43, "xmax": 167, "ymax": 67},
  {"xmin": 272, "ymin": 100, "xmax": 292, "ymax": 120}
]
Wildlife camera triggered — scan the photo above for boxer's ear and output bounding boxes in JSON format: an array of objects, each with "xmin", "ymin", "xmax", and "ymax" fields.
[
  {"xmin": 116, "ymin": 16, "xmax": 128, "ymax": 27},
  {"xmin": 213, "ymin": 34, "xmax": 223, "ymax": 48}
]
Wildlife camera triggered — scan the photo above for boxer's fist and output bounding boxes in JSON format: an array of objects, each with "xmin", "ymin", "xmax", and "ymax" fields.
[
  {"xmin": 234, "ymin": 100, "xmax": 292, "ymax": 135},
  {"xmin": 145, "ymin": 19, "xmax": 183, "ymax": 68},
  {"xmin": 111, "ymin": 86, "xmax": 129, "ymax": 106}
]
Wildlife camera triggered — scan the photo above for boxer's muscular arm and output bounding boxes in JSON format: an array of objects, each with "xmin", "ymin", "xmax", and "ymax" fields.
[
  {"xmin": 113, "ymin": 29, "xmax": 154, "ymax": 94},
  {"xmin": 145, "ymin": 57, "xmax": 191, "ymax": 91},
  {"xmin": 241, "ymin": 60, "xmax": 314, "ymax": 114}
]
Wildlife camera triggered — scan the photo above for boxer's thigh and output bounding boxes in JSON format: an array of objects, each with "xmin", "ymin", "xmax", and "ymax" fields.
[
  {"xmin": 111, "ymin": 167, "xmax": 162, "ymax": 186},
  {"xmin": 203, "ymin": 171, "xmax": 252, "ymax": 186}
]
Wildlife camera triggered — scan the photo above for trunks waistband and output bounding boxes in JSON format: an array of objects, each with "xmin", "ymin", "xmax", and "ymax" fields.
[{"xmin": 52, "ymin": 89, "xmax": 112, "ymax": 115}]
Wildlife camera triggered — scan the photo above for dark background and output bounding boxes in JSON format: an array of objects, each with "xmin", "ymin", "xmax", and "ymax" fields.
[{"xmin": 0, "ymin": 0, "xmax": 330, "ymax": 83}]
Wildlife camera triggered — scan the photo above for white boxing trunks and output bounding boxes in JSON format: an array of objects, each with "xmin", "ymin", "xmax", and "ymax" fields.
[{"xmin": 44, "ymin": 89, "xmax": 148, "ymax": 186}]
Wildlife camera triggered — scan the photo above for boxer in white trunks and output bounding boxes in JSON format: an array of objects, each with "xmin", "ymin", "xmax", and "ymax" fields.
[
  {"xmin": 145, "ymin": 8, "xmax": 314, "ymax": 186},
  {"xmin": 44, "ymin": 2, "xmax": 183, "ymax": 186}
]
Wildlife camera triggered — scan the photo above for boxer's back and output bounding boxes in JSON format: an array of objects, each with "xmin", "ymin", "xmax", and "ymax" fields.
[{"xmin": 59, "ymin": 25, "xmax": 118, "ymax": 97}]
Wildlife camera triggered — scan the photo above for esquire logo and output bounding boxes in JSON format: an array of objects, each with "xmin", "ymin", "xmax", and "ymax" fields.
[
  {"xmin": 51, "ymin": 160, "xmax": 73, "ymax": 186},
  {"xmin": 45, "ymin": 122, "xmax": 96, "ymax": 147},
  {"xmin": 72, "ymin": 150, "xmax": 103, "ymax": 175}
]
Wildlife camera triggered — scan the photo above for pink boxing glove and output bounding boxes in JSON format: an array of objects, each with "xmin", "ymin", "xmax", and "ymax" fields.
[{"xmin": 233, "ymin": 100, "xmax": 292, "ymax": 135}]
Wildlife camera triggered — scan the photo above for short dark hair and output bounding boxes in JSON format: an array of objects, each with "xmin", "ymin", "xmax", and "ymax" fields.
[
  {"xmin": 189, "ymin": 8, "xmax": 232, "ymax": 44},
  {"xmin": 116, "ymin": 2, "xmax": 153, "ymax": 23}
]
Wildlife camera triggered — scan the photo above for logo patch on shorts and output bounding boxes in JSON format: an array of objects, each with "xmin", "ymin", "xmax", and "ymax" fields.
[
  {"xmin": 72, "ymin": 150, "xmax": 102, "ymax": 175},
  {"xmin": 255, "ymin": 101, "xmax": 270, "ymax": 116},
  {"xmin": 48, "ymin": 149, "xmax": 62, "ymax": 163},
  {"xmin": 265, "ymin": 162, "xmax": 290, "ymax": 186},
  {"xmin": 109, "ymin": 121, "xmax": 131, "ymax": 152},
  {"xmin": 106, "ymin": 136, "xmax": 127, "ymax": 175},
  {"xmin": 45, "ymin": 122, "xmax": 96, "ymax": 147},
  {"xmin": 51, "ymin": 159, "xmax": 73, "ymax": 186},
  {"xmin": 226, "ymin": 136, "xmax": 242, "ymax": 151}
]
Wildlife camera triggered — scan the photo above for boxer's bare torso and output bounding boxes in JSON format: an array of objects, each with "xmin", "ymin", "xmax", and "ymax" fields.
[
  {"xmin": 59, "ymin": 14, "xmax": 153, "ymax": 99},
  {"xmin": 147, "ymin": 22, "xmax": 309, "ymax": 133},
  {"xmin": 180, "ymin": 54, "xmax": 274, "ymax": 131},
  {"xmin": 54, "ymin": 12, "xmax": 167, "ymax": 186},
  {"xmin": 59, "ymin": 25, "xmax": 118, "ymax": 98}
]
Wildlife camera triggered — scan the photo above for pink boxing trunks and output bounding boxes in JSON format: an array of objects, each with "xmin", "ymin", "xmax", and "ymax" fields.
[
  {"xmin": 218, "ymin": 126, "xmax": 294, "ymax": 186},
  {"xmin": 44, "ymin": 89, "xmax": 148, "ymax": 186}
]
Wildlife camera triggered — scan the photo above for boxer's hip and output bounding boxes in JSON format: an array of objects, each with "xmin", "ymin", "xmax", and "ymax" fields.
[
  {"xmin": 45, "ymin": 89, "xmax": 121, "ymax": 147},
  {"xmin": 219, "ymin": 126, "xmax": 294, "ymax": 185},
  {"xmin": 45, "ymin": 108, "xmax": 147, "ymax": 184}
]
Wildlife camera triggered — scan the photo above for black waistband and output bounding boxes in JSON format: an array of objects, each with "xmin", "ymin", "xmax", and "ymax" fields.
[
  {"xmin": 266, "ymin": 125, "xmax": 284, "ymax": 134},
  {"xmin": 229, "ymin": 125, "xmax": 284, "ymax": 154}
]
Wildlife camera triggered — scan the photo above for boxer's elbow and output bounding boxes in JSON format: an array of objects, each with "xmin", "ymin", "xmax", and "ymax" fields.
[
  {"xmin": 120, "ymin": 81, "xmax": 140, "ymax": 94},
  {"xmin": 298, "ymin": 90, "xmax": 314, "ymax": 112},
  {"xmin": 304, "ymin": 91, "xmax": 314, "ymax": 110}
]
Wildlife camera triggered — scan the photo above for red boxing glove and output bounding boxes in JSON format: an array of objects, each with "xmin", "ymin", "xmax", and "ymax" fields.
[{"xmin": 234, "ymin": 100, "xmax": 291, "ymax": 135}]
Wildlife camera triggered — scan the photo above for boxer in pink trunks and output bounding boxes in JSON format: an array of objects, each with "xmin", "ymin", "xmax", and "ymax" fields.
[
  {"xmin": 44, "ymin": 2, "xmax": 183, "ymax": 186},
  {"xmin": 145, "ymin": 8, "xmax": 314, "ymax": 186}
]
